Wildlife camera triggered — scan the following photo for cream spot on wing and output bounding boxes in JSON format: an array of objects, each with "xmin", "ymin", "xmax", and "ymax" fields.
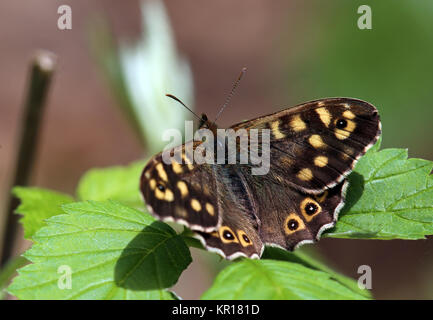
[
  {"xmin": 271, "ymin": 120, "xmax": 286, "ymax": 139},
  {"xmin": 182, "ymin": 153, "xmax": 194, "ymax": 170},
  {"xmin": 144, "ymin": 170, "xmax": 151, "ymax": 179},
  {"xmin": 191, "ymin": 199, "xmax": 202, "ymax": 212},
  {"xmin": 155, "ymin": 187, "xmax": 174, "ymax": 202},
  {"xmin": 149, "ymin": 179, "xmax": 156, "ymax": 190},
  {"xmin": 343, "ymin": 110, "xmax": 356, "ymax": 119},
  {"xmin": 316, "ymin": 107, "xmax": 332, "ymax": 127},
  {"xmin": 314, "ymin": 156, "xmax": 328, "ymax": 167},
  {"xmin": 155, "ymin": 188, "xmax": 165, "ymax": 200},
  {"xmin": 289, "ymin": 114, "xmax": 306, "ymax": 132},
  {"xmin": 297, "ymin": 168, "xmax": 313, "ymax": 181},
  {"xmin": 164, "ymin": 189, "xmax": 174, "ymax": 202},
  {"xmin": 155, "ymin": 163, "xmax": 168, "ymax": 182},
  {"xmin": 205, "ymin": 203, "xmax": 215, "ymax": 216},
  {"xmin": 308, "ymin": 135, "xmax": 325, "ymax": 148},
  {"xmin": 172, "ymin": 161, "xmax": 183, "ymax": 174},
  {"xmin": 177, "ymin": 181, "xmax": 188, "ymax": 198}
]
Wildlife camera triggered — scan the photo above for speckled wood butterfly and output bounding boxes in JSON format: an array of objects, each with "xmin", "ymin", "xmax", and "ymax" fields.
[{"xmin": 140, "ymin": 97, "xmax": 381, "ymax": 259}]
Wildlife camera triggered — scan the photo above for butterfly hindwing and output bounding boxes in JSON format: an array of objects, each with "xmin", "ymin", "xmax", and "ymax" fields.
[
  {"xmin": 237, "ymin": 166, "xmax": 348, "ymax": 251},
  {"xmin": 263, "ymin": 181, "xmax": 348, "ymax": 251},
  {"xmin": 195, "ymin": 165, "xmax": 263, "ymax": 259},
  {"xmin": 195, "ymin": 215, "xmax": 263, "ymax": 260},
  {"xmin": 194, "ymin": 166, "xmax": 347, "ymax": 258}
]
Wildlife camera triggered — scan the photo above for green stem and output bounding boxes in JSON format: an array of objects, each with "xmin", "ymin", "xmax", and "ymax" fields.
[
  {"xmin": 0, "ymin": 51, "xmax": 57, "ymax": 267},
  {"xmin": 87, "ymin": 18, "xmax": 147, "ymax": 150}
]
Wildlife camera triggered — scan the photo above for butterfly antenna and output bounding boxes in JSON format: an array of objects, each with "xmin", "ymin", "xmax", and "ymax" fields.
[
  {"xmin": 214, "ymin": 67, "xmax": 247, "ymax": 123},
  {"xmin": 165, "ymin": 94, "xmax": 202, "ymax": 121}
]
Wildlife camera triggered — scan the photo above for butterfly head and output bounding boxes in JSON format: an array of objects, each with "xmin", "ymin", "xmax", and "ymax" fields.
[{"xmin": 198, "ymin": 113, "xmax": 218, "ymax": 135}]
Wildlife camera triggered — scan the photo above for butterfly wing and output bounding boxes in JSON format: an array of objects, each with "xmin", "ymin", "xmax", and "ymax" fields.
[
  {"xmin": 230, "ymin": 98, "xmax": 381, "ymax": 193},
  {"xmin": 142, "ymin": 152, "xmax": 264, "ymax": 258},
  {"xmin": 140, "ymin": 141, "xmax": 222, "ymax": 233},
  {"xmin": 193, "ymin": 166, "xmax": 347, "ymax": 258},
  {"xmin": 194, "ymin": 165, "xmax": 264, "ymax": 259},
  {"xmin": 196, "ymin": 97, "xmax": 379, "ymax": 257},
  {"xmin": 237, "ymin": 164, "xmax": 348, "ymax": 251}
]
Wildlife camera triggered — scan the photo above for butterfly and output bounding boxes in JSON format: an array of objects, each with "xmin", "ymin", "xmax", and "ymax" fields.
[{"xmin": 140, "ymin": 97, "xmax": 381, "ymax": 260}]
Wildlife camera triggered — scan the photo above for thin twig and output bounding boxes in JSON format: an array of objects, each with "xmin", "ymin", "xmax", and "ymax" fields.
[{"xmin": 0, "ymin": 50, "xmax": 57, "ymax": 267}]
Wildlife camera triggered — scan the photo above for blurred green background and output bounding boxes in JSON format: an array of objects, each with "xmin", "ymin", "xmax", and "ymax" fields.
[
  {"xmin": 280, "ymin": 0, "xmax": 433, "ymax": 159},
  {"xmin": 0, "ymin": 0, "xmax": 432, "ymax": 299}
]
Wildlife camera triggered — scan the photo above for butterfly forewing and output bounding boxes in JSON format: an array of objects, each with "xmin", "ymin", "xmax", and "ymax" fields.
[
  {"xmin": 231, "ymin": 98, "xmax": 381, "ymax": 193},
  {"xmin": 140, "ymin": 142, "xmax": 221, "ymax": 232}
]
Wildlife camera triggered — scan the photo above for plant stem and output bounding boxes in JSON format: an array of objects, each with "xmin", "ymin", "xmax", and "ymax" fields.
[
  {"xmin": 87, "ymin": 19, "xmax": 148, "ymax": 150},
  {"xmin": 0, "ymin": 51, "xmax": 57, "ymax": 267}
]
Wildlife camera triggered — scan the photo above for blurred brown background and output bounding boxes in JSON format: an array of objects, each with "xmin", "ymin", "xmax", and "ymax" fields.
[{"xmin": 1, "ymin": 0, "xmax": 433, "ymax": 299}]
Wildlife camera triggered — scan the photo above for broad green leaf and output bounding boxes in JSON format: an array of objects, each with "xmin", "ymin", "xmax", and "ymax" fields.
[
  {"xmin": 262, "ymin": 247, "xmax": 371, "ymax": 299},
  {"xmin": 369, "ymin": 135, "xmax": 382, "ymax": 153},
  {"xmin": 8, "ymin": 200, "xmax": 191, "ymax": 300},
  {"xmin": 202, "ymin": 259, "xmax": 368, "ymax": 300},
  {"xmin": 77, "ymin": 161, "xmax": 146, "ymax": 208},
  {"xmin": 184, "ymin": 230, "xmax": 370, "ymax": 299},
  {"xmin": 13, "ymin": 187, "xmax": 74, "ymax": 240},
  {"xmin": 327, "ymin": 148, "xmax": 433, "ymax": 239}
]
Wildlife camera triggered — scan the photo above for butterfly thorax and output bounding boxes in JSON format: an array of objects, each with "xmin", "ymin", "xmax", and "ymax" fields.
[
  {"xmin": 198, "ymin": 113, "xmax": 218, "ymax": 135},
  {"xmin": 197, "ymin": 113, "xmax": 247, "ymax": 164}
]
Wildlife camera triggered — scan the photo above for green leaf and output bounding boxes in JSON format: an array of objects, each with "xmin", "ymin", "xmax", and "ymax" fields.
[
  {"xmin": 0, "ymin": 256, "xmax": 28, "ymax": 300},
  {"xmin": 262, "ymin": 247, "xmax": 371, "ymax": 299},
  {"xmin": 201, "ymin": 259, "xmax": 369, "ymax": 300},
  {"xmin": 327, "ymin": 147, "xmax": 433, "ymax": 239},
  {"xmin": 77, "ymin": 161, "xmax": 146, "ymax": 208},
  {"xmin": 8, "ymin": 200, "xmax": 191, "ymax": 300},
  {"xmin": 13, "ymin": 187, "xmax": 74, "ymax": 240}
]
